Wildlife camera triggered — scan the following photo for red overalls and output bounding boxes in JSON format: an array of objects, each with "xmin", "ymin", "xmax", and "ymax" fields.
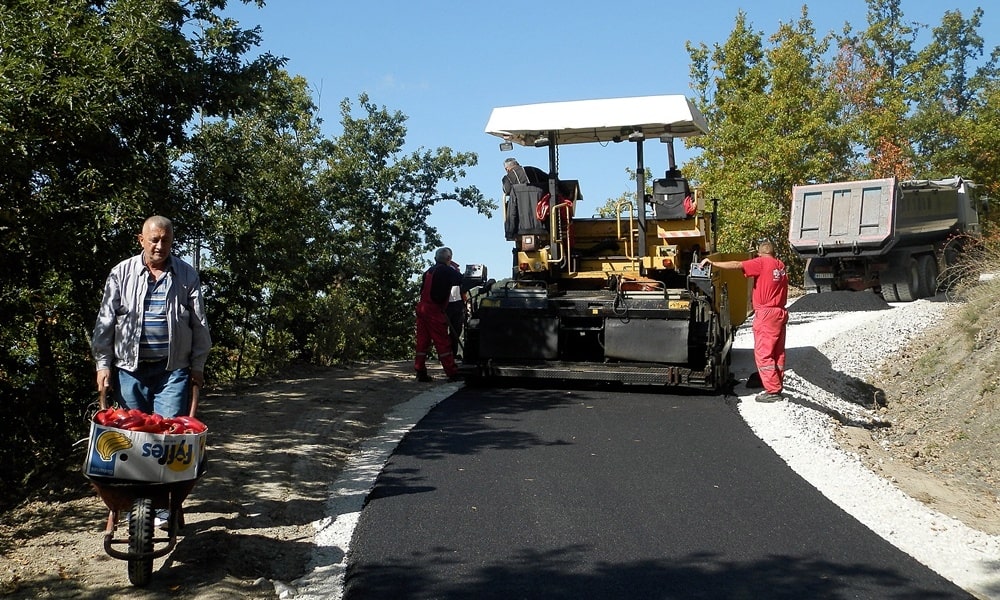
[
  {"xmin": 414, "ymin": 264, "xmax": 459, "ymax": 377},
  {"xmin": 742, "ymin": 256, "xmax": 789, "ymax": 394}
]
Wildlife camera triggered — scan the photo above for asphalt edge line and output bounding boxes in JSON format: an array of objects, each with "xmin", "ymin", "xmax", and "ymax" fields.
[{"xmin": 288, "ymin": 383, "xmax": 461, "ymax": 600}]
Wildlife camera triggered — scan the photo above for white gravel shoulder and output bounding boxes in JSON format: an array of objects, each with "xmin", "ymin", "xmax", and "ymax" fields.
[
  {"xmin": 734, "ymin": 293, "xmax": 1000, "ymax": 599},
  {"xmin": 292, "ymin": 384, "xmax": 460, "ymax": 600}
]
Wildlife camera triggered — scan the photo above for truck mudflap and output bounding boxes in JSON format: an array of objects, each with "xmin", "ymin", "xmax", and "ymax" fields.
[{"xmin": 465, "ymin": 359, "xmax": 726, "ymax": 389}]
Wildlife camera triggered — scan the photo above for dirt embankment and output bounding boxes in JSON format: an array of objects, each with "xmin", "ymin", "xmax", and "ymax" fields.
[{"xmin": 835, "ymin": 301, "xmax": 1000, "ymax": 536}]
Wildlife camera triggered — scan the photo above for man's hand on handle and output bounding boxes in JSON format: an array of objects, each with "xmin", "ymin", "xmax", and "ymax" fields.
[{"xmin": 96, "ymin": 368, "xmax": 111, "ymax": 393}]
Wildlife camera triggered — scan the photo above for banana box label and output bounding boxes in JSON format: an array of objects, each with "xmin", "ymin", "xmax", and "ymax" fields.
[{"xmin": 83, "ymin": 422, "xmax": 207, "ymax": 483}]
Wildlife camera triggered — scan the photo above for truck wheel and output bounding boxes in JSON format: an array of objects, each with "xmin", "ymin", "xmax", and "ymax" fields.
[
  {"xmin": 919, "ymin": 255, "xmax": 939, "ymax": 297},
  {"xmin": 895, "ymin": 258, "xmax": 920, "ymax": 302},
  {"xmin": 878, "ymin": 268, "xmax": 901, "ymax": 302}
]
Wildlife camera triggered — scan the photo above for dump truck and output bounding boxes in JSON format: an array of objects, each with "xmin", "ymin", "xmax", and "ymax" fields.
[
  {"xmin": 788, "ymin": 176, "xmax": 984, "ymax": 301},
  {"xmin": 460, "ymin": 95, "xmax": 751, "ymax": 390}
]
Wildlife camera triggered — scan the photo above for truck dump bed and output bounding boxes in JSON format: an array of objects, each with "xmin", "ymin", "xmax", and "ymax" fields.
[{"xmin": 789, "ymin": 177, "xmax": 969, "ymax": 258}]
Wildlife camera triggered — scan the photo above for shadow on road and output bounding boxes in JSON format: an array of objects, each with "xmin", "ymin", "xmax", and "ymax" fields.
[{"xmin": 345, "ymin": 544, "xmax": 965, "ymax": 600}]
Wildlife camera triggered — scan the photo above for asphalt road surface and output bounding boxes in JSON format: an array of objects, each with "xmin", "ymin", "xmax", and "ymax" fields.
[{"xmin": 344, "ymin": 384, "xmax": 973, "ymax": 600}]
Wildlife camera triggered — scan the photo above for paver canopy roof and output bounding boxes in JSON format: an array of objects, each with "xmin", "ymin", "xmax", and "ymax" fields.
[{"xmin": 485, "ymin": 95, "xmax": 709, "ymax": 146}]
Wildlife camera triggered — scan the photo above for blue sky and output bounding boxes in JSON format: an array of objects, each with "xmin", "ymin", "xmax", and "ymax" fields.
[{"xmin": 221, "ymin": 0, "xmax": 998, "ymax": 280}]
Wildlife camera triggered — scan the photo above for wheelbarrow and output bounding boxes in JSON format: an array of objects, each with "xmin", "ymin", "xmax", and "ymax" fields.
[{"xmin": 83, "ymin": 386, "xmax": 206, "ymax": 587}]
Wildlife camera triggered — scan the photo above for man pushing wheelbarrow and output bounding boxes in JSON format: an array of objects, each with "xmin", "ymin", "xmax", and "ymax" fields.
[
  {"xmin": 87, "ymin": 215, "xmax": 212, "ymax": 586},
  {"xmin": 91, "ymin": 215, "xmax": 212, "ymax": 529}
]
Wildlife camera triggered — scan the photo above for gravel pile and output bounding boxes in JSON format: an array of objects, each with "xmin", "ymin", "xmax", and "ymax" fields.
[
  {"xmin": 734, "ymin": 295, "xmax": 1000, "ymax": 598},
  {"xmin": 788, "ymin": 289, "xmax": 891, "ymax": 313},
  {"xmin": 812, "ymin": 296, "xmax": 948, "ymax": 379}
]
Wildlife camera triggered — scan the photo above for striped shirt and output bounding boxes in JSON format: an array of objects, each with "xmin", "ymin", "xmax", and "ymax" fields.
[{"xmin": 139, "ymin": 274, "xmax": 169, "ymax": 361}]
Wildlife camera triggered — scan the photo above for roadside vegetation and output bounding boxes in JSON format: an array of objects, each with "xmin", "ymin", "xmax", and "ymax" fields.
[
  {"xmin": 2, "ymin": 0, "xmax": 1000, "ymax": 512},
  {"xmin": 0, "ymin": 1, "xmax": 493, "ymax": 510},
  {"xmin": 932, "ymin": 235, "xmax": 1000, "ymax": 391}
]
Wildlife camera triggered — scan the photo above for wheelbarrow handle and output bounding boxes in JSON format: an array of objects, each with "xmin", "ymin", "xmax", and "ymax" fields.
[
  {"xmin": 189, "ymin": 384, "xmax": 200, "ymax": 418},
  {"xmin": 96, "ymin": 380, "xmax": 201, "ymax": 416}
]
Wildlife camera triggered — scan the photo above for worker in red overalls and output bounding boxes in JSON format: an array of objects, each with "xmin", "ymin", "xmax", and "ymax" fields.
[
  {"xmin": 700, "ymin": 240, "xmax": 789, "ymax": 402},
  {"xmin": 414, "ymin": 247, "xmax": 464, "ymax": 383}
]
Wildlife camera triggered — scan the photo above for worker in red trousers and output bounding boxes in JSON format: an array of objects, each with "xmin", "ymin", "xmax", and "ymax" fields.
[
  {"xmin": 700, "ymin": 240, "xmax": 789, "ymax": 402},
  {"xmin": 414, "ymin": 247, "xmax": 464, "ymax": 383}
]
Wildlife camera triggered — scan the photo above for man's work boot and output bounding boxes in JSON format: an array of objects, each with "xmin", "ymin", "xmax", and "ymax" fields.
[
  {"xmin": 416, "ymin": 369, "xmax": 433, "ymax": 382},
  {"xmin": 754, "ymin": 391, "xmax": 783, "ymax": 403}
]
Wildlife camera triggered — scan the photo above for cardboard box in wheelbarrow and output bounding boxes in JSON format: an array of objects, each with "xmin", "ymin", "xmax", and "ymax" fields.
[{"xmin": 83, "ymin": 421, "xmax": 207, "ymax": 483}]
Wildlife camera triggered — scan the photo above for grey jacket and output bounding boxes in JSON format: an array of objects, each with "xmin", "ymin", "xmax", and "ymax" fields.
[{"xmin": 92, "ymin": 254, "xmax": 211, "ymax": 373}]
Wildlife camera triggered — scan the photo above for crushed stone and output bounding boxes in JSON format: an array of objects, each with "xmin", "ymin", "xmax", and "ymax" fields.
[{"xmin": 735, "ymin": 295, "xmax": 1000, "ymax": 599}]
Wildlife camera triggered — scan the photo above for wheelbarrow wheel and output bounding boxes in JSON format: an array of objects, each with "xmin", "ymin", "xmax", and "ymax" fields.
[{"xmin": 127, "ymin": 497, "xmax": 155, "ymax": 586}]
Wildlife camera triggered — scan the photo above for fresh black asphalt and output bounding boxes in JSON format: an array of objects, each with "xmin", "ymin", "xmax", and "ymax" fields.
[{"xmin": 344, "ymin": 384, "xmax": 973, "ymax": 599}]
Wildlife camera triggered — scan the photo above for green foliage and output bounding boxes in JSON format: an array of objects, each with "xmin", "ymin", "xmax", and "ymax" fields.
[
  {"xmin": 0, "ymin": 0, "xmax": 493, "ymax": 510},
  {"xmin": 833, "ymin": 1, "xmax": 999, "ymax": 183},
  {"xmin": 0, "ymin": 0, "xmax": 282, "ymax": 505},
  {"xmin": 301, "ymin": 288, "xmax": 374, "ymax": 366},
  {"xmin": 686, "ymin": 0, "xmax": 1000, "ymax": 283},
  {"xmin": 687, "ymin": 8, "xmax": 849, "ymax": 276},
  {"xmin": 955, "ymin": 83, "xmax": 1000, "ymax": 212},
  {"xmin": 319, "ymin": 94, "xmax": 493, "ymax": 358},
  {"xmin": 841, "ymin": 0, "xmax": 918, "ymax": 177},
  {"xmin": 179, "ymin": 85, "xmax": 493, "ymax": 376},
  {"xmin": 183, "ymin": 71, "xmax": 334, "ymax": 379}
]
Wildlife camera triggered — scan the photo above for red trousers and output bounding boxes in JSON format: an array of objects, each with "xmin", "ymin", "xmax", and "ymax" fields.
[
  {"xmin": 414, "ymin": 301, "xmax": 458, "ymax": 376},
  {"xmin": 752, "ymin": 307, "xmax": 788, "ymax": 394}
]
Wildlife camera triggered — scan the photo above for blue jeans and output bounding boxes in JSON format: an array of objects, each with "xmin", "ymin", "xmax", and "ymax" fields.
[{"xmin": 115, "ymin": 360, "xmax": 191, "ymax": 417}]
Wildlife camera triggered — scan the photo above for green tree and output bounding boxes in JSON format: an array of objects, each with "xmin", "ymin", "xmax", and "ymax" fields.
[
  {"xmin": 183, "ymin": 71, "xmax": 335, "ymax": 379},
  {"xmin": 765, "ymin": 11, "xmax": 851, "ymax": 188},
  {"xmin": 0, "ymin": 0, "xmax": 279, "ymax": 500},
  {"xmin": 686, "ymin": 10, "xmax": 770, "ymax": 254},
  {"xmin": 320, "ymin": 94, "xmax": 494, "ymax": 357},
  {"xmin": 833, "ymin": 0, "xmax": 922, "ymax": 178},
  {"xmin": 687, "ymin": 8, "xmax": 846, "ymax": 264},
  {"xmin": 908, "ymin": 9, "xmax": 999, "ymax": 183},
  {"xmin": 831, "ymin": 0, "xmax": 1000, "ymax": 212},
  {"xmin": 685, "ymin": 0, "xmax": 1000, "ymax": 272},
  {"xmin": 954, "ymin": 82, "xmax": 1000, "ymax": 207}
]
